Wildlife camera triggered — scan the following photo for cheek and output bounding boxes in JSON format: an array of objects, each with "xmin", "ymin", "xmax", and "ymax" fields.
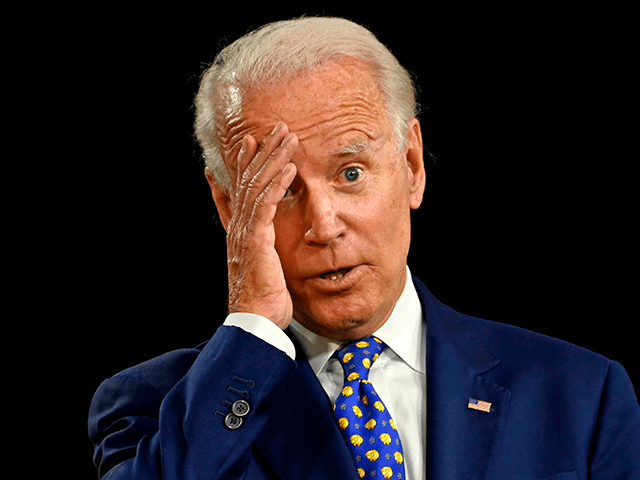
[
  {"xmin": 273, "ymin": 215, "xmax": 303, "ymax": 265},
  {"xmin": 368, "ymin": 197, "xmax": 411, "ymax": 255},
  {"xmin": 364, "ymin": 167, "xmax": 412, "ymax": 244}
]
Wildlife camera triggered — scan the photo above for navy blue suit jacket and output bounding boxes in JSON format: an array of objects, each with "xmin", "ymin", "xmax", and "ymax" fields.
[{"xmin": 89, "ymin": 277, "xmax": 640, "ymax": 479}]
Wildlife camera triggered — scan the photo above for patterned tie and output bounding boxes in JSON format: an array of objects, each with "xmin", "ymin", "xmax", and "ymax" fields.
[{"xmin": 332, "ymin": 336, "xmax": 406, "ymax": 479}]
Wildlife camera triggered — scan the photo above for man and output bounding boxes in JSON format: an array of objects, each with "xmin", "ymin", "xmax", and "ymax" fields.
[{"xmin": 88, "ymin": 17, "xmax": 639, "ymax": 480}]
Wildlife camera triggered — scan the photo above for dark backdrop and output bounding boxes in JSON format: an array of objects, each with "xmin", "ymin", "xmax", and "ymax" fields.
[{"xmin": 71, "ymin": 6, "xmax": 636, "ymax": 478}]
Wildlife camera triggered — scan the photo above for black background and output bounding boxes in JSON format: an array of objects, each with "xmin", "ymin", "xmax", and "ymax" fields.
[{"xmin": 57, "ymin": 6, "xmax": 636, "ymax": 478}]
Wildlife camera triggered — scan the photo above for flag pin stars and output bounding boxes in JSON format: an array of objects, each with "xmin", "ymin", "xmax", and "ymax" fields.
[{"xmin": 468, "ymin": 398, "xmax": 492, "ymax": 413}]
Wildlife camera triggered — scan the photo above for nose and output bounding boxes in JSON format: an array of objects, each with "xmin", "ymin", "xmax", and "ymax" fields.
[{"xmin": 303, "ymin": 187, "xmax": 346, "ymax": 246}]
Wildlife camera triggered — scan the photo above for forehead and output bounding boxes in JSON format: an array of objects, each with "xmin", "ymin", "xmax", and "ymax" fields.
[{"xmin": 238, "ymin": 58, "xmax": 389, "ymax": 147}]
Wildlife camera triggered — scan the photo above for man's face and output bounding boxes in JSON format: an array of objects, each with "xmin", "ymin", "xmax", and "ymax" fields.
[{"xmin": 218, "ymin": 58, "xmax": 425, "ymax": 341}]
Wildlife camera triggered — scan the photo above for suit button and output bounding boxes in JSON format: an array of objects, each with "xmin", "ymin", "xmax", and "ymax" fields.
[
  {"xmin": 224, "ymin": 413, "xmax": 243, "ymax": 430},
  {"xmin": 231, "ymin": 399, "xmax": 250, "ymax": 417}
]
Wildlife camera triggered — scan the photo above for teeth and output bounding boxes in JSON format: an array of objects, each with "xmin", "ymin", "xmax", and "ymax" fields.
[{"xmin": 321, "ymin": 269, "xmax": 347, "ymax": 280}]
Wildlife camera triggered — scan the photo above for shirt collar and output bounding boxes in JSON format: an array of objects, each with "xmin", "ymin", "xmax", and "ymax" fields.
[
  {"xmin": 374, "ymin": 266, "xmax": 426, "ymax": 374},
  {"xmin": 288, "ymin": 266, "xmax": 426, "ymax": 376}
]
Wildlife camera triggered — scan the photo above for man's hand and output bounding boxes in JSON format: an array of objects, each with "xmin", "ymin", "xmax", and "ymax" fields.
[{"xmin": 225, "ymin": 122, "xmax": 298, "ymax": 330}]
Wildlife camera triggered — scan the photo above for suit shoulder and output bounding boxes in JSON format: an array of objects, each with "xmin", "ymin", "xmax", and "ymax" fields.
[
  {"xmin": 477, "ymin": 315, "xmax": 605, "ymax": 356},
  {"xmin": 417, "ymin": 276, "xmax": 609, "ymax": 377},
  {"xmin": 416, "ymin": 276, "xmax": 612, "ymax": 376},
  {"xmin": 464, "ymin": 313, "xmax": 612, "ymax": 379}
]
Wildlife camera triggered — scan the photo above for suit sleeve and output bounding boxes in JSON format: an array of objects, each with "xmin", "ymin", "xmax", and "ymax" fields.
[
  {"xmin": 88, "ymin": 325, "xmax": 297, "ymax": 480},
  {"xmin": 589, "ymin": 360, "xmax": 640, "ymax": 480}
]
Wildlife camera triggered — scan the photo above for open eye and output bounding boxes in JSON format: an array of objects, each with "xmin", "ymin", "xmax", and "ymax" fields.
[{"xmin": 341, "ymin": 167, "xmax": 363, "ymax": 182}]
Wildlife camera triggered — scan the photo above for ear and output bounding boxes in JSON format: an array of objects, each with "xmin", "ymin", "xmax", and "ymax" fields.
[
  {"xmin": 404, "ymin": 118, "xmax": 426, "ymax": 210},
  {"xmin": 204, "ymin": 167, "xmax": 232, "ymax": 232}
]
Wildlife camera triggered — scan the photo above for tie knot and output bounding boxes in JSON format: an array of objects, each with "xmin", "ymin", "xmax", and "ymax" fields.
[{"xmin": 332, "ymin": 336, "xmax": 386, "ymax": 383}]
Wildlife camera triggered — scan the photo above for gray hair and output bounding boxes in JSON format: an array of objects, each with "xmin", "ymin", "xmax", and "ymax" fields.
[{"xmin": 194, "ymin": 16, "xmax": 418, "ymax": 191}]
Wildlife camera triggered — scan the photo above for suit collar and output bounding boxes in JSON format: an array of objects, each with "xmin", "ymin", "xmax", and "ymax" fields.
[
  {"xmin": 414, "ymin": 275, "xmax": 500, "ymax": 374},
  {"xmin": 414, "ymin": 276, "xmax": 511, "ymax": 480}
]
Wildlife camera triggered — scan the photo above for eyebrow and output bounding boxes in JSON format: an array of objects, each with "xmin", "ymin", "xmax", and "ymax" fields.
[{"xmin": 332, "ymin": 140, "xmax": 371, "ymax": 157}]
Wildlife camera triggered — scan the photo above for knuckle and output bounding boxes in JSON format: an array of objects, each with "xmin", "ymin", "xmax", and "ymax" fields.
[
  {"xmin": 245, "ymin": 177, "xmax": 258, "ymax": 192},
  {"xmin": 241, "ymin": 168, "xmax": 253, "ymax": 185},
  {"xmin": 254, "ymin": 188, "xmax": 271, "ymax": 209}
]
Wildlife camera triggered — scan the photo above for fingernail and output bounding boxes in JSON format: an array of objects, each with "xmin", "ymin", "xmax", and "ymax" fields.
[
  {"xmin": 280, "ymin": 133, "xmax": 291, "ymax": 147},
  {"xmin": 270, "ymin": 122, "xmax": 282, "ymax": 136}
]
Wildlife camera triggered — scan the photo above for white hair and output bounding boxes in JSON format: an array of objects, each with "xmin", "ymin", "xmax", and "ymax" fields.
[{"xmin": 194, "ymin": 16, "xmax": 418, "ymax": 191}]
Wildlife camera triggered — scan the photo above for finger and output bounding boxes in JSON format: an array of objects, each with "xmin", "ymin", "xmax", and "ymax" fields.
[
  {"xmin": 234, "ymin": 122, "xmax": 290, "ymax": 211},
  {"xmin": 241, "ymin": 122, "xmax": 290, "ymax": 188},
  {"xmin": 235, "ymin": 134, "xmax": 258, "ymax": 193},
  {"xmin": 251, "ymin": 161, "xmax": 298, "ymax": 226},
  {"xmin": 240, "ymin": 131, "xmax": 298, "ymax": 217},
  {"xmin": 233, "ymin": 134, "xmax": 261, "ymax": 214}
]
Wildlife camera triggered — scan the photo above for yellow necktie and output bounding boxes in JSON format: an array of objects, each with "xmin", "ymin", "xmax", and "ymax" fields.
[{"xmin": 332, "ymin": 336, "xmax": 406, "ymax": 479}]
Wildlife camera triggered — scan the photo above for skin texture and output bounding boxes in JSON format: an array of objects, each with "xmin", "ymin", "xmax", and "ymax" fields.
[{"xmin": 205, "ymin": 58, "xmax": 425, "ymax": 342}]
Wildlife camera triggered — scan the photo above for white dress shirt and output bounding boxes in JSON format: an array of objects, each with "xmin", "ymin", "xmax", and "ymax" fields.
[{"xmin": 224, "ymin": 266, "xmax": 426, "ymax": 480}]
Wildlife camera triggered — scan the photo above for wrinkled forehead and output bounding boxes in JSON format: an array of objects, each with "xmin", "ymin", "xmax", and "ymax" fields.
[{"xmin": 216, "ymin": 59, "xmax": 389, "ymax": 157}]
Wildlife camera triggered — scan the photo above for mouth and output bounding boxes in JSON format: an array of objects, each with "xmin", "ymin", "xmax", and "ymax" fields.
[
  {"xmin": 319, "ymin": 268, "xmax": 352, "ymax": 281},
  {"xmin": 306, "ymin": 265, "xmax": 366, "ymax": 294}
]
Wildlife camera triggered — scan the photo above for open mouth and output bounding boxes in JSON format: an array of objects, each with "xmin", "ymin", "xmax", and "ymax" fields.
[{"xmin": 319, "ymin": 268, "xmax": 352, "ymax": 281}]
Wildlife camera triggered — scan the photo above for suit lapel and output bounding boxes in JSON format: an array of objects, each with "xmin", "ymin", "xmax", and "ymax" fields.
[
  {"xmin": 254, "ymin": 277, "xmax": 511, "ymax": 480},
  {"xmin": 255, "ymin": 331, "xmax": 359, "ymax": 480},
  {"xmin": 414, "ymin": 277, "xmax": 511, "ymax": 480}
]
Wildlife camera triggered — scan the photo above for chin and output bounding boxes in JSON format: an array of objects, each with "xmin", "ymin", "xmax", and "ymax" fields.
[
  {"xmin": 292, "ymin": 293, "xmax": 385, "ymax": 341},
  {"xmin": 287, "ymin": 263, "xmax": 406, "ymax": 340}
]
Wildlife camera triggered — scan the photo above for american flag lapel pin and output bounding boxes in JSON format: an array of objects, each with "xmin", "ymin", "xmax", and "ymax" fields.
[{"xmin": 468, "ymin": 398, "xmax": 492, "ymax": 413}]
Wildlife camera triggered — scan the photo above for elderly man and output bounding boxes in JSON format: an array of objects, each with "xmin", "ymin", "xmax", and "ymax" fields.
[{"xmin": 89, "ymin": 17, "xmax": 639, "ymax": 480}]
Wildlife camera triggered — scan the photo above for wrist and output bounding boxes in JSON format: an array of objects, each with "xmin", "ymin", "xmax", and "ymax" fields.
[{"xmin": 224, "ymin": 313, "xmax": 296, "ymax": 359}]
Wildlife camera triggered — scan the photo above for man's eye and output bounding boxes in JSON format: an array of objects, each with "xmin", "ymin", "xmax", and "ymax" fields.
[{"xmin": 342, "ymin": 167, "xmax": 363, "ymax": 182}]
